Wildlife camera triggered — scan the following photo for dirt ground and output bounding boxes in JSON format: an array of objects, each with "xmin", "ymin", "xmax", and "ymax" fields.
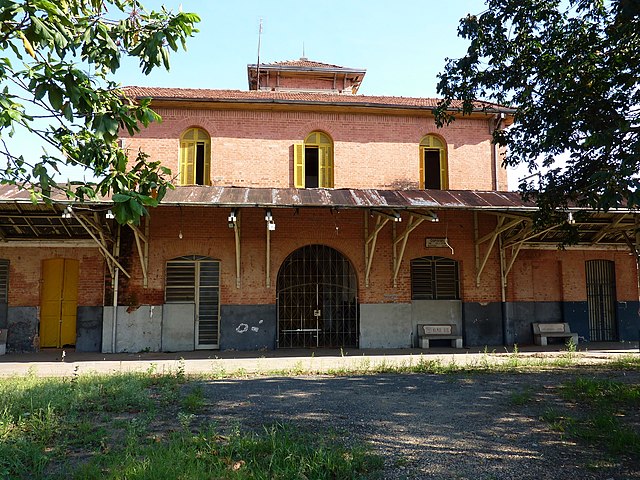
[{"xmin": 191, "ymin": 369, "xmax": 640, "ymax": 480}]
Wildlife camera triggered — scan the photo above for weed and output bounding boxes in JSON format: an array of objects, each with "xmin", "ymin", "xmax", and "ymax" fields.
[
  {"xmin": 607, "ymin": 354, "xmax": 640, "ymax": 370},
  {"xmin": 146, "ymin": 362, "xmax": 158, "ymax": 375},
  {"xmin": 175, "ymin": 357, "xmax": 186, "ymax": 382},
  {"xmin": 182, "ymin": 384, "xmax": 205, "ymax": 414},
  {"xmin": 510, "ymin": 387, "xmax": 535, "ymax": 406},
  {"xmin": 505, "ymin": 344, "xmax": 521, "ymax": 369}
]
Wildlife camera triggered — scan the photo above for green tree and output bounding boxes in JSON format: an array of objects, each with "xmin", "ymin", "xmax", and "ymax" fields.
[
  {"xmin": 0, "ymin": 0, "xmax": 199, "ymax": 224},
  {"xmin": 435, "ymin": 0, "xmax": 640, "ymax": 226}
]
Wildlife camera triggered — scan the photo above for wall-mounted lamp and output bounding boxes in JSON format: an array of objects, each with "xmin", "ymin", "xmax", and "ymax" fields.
[
  {"xmin": 106, "ymin": 209, "xmax": 115, "ymax": 220},
  {"xmin": 228, "ymin": 209, "xmax": 237, "ymax": 229},
  {"xmin": 61, "ymin": 206, "xmax": 73, "ymax": 219},
  {"xmin": 431, "ymin": 214, "xmax": 439, "ymax": 222},
  {"xmin": 393, "ymin": 212, "xmax": 402, "ymax": 222},
  {"xmin": 567, "ymin": 212, "xmax": 575, "ymax": 225},
  {"xmin": 265, "ymin": 209, "xmax": 275, "ymax": 230}
]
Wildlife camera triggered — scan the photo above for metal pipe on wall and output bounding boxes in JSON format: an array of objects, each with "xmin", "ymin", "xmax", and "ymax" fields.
[{"xmin": 111, "ymin": 224, "xmax": 121, "ymax": 353}]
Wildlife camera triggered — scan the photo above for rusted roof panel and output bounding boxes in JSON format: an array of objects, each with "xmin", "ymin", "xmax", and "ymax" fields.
[{"xmin": 154, "ymin": 186, "xmax": 538, "ymax": 211}]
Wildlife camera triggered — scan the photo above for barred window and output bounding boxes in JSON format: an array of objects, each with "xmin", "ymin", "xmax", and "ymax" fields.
[
  {"xmin": 411, "ymin": 256, "xmax": 459, "ymax": 300},
  {"xmin": 0, "ymin": 259, "xmax": 8, "ymax": 303}
]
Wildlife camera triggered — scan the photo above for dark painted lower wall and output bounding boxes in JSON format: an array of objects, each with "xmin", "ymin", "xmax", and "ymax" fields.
[
  {"xmin": 505, "ymin": 302, "xmax": 564, "ymax": 345},
  {"xmin": 462, "ymin": 303, "xmax": 503, "ymax": 346},
  {"xmin": 0, "ymin": 302, "xmax": 7, "ymax": 329},
  {"xmin": 76, "ymin": 306, "xmax": 103, "ymax": 352},
  {"xmin": 463, "ymin": 301, "xmax": 640, "ymax": 347},
  {"xmin": 618, "ymin": 301, "xmax": 640, "ymax": 341},
  {"xmin": 7, "ymin": 305, "xmax": 104, "ymax": 352},
  {"xmin": 220, "ymin": 304, "xmax": 277, "ymax": 351},
  {"xmin": 561, "ymin": 302, "xmax": 590, "ymax": 341},
  {"xmin": 7, "ymin": 306, "xmax": 38, "ymax": 352}
]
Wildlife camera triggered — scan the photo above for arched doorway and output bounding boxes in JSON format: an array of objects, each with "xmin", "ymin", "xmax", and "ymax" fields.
[{"xmin": 277, "ymin": 245, "xmax": 358, "ymax": 348}]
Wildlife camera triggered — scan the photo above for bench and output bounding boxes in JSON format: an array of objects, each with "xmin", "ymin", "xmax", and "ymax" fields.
[
  {"xmin": 417, "ymin": 324, "xmax": 463, "ymax": 349},
  {"xmin": 532, "ymin": 322, "xmax": 578, "ymax": 346}
]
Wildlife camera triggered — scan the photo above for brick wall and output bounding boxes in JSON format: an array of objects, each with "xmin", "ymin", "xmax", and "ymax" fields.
[
  {"xmin": 122, "ymin": 106, "xmax": 502, "ymax": 191},
  {"xmin": 508, "ymin": 249, "xmax": 638, "ymax": 302},
  {"xmin": 119, "ymin": 208, "xmax": 515, "ymax": 307},
  {"xmin": 1, "ymin": 247, "xmax": 105, "ymax": 306}
]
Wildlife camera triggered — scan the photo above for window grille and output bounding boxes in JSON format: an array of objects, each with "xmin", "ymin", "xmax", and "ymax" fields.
[
  {"xmin": 0, "ymin": 259, "xmax": 8, "ymax": 304},
  {"xmin": 411, "ymin": 256, "xmax": 459, "ymax": 300},
  {"xmin": 165, "ymin": 255, "xmax": 220, "ymax": 348}
]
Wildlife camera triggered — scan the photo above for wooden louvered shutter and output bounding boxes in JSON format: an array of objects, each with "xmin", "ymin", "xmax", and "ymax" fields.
[
  {"xmin": 439, "ymin": 149, "xmax": 448, "ymax": 189},
  {"xmin": 419, "ymin": 148, "xmax": 425, "ymax": 189},
  {"xmin": 203, "ymin": 140, "xmax": 212, "ymax": 185},
  {"xmin": 294, "ymin": 143, "xmax": 305, "ymax": 188},
  {"xmin": 318, "ymin": 145, "xmax": 333, "ymax": 188},
  {"xmin": 180, "ymin": 141, "xmax": 195, "ymax": 185}
]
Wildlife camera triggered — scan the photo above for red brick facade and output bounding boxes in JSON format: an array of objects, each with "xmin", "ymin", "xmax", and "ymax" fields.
[{"xmin": 124, "ymin": 107, "xmax": 507, "ymax": 191}]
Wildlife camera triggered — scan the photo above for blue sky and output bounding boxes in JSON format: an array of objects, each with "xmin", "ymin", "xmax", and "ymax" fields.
[
  {"xmin": 7, "ymin": 0, "xmax": 530, "ymax": 187},
  {"xmin": 118, "ymin": 0, "xmax": 488, "ymax": 97}
]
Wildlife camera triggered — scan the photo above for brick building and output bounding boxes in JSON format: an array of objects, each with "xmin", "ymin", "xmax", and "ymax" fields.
[{"xmin": 1, "ymin": 59, "xmax": 638, "ymax": 353}]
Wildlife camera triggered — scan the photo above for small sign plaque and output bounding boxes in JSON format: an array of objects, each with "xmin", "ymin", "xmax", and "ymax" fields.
[
  {"xmin": 425, "ymin": 238, "xmax": 449, "ymax": 248},
  {"xmin": 313, "ymin": 310, "xmax": 321, "ymax": 317},
  {"xmin": 538, "ymin": 323, "xmax": 565, "ymax": 333},
  {"xmin": 422, "ymin": 325, "xmax": 452, "ymax": 335}
]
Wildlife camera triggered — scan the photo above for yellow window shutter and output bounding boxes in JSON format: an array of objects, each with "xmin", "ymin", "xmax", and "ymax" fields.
[
  {"xmin": 179, "ymin": 142, "xmax": 187, "ymax": 185},
  {"xmin": 180, "ymin": 141, "xmax": 195, "ymax": 185},
  {"xmin": 204, "ymin": 140, "xmax": 212, "ymax": 185},
  {"xmin": 419, "ymin": 148, "xmax": 425, "ymax": 189},
  {"xmin": 294, "ymin": 143, "xmax": 305, "ymax": 188},
  {"xmin": 319, "ymin": 145, "xmax": 333, "ymax": 188},
  {"xmin": 440, "ymin": 149, "xmax": 447, "ymax": 189}
]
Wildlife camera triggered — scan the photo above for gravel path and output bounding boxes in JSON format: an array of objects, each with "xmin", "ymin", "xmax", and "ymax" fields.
[{"xmin": 196, "ymin": 370, "xmax": 640, "ymax": 480}]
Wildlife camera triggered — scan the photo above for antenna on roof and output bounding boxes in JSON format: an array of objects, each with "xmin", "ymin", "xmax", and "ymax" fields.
[
  {"xmin": 256, "ymin": 17, "xmax": 263, "ymax": 90},
  {"xmin": 301, "ymin": 42, "xmax": 306, "ymax": 61}
]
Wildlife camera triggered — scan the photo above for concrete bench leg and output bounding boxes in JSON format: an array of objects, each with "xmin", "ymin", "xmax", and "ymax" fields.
[
  {"xmin": 419, "ymin": 338, "xmax": 430, "ymax": 349},
  {"xmin": 534, "ymin": 335, "xmax": 548, "ymax": 346},
  {"xmin": 451, "ymin": 338, "xmax": 463, "ymax": 348}
]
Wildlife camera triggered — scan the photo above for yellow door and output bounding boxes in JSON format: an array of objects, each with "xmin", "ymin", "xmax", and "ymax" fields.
[{"xmin": 40, "ymin": 259, "xmax": 78, "ymax": 348}]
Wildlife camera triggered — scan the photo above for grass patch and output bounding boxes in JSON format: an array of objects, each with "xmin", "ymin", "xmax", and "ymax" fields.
[
  {"xmin": 73, "ymin": 423, "xmax": 383, "ymax": 480},
  {"xmin": 607, "ymin": 353, "xmax": 640, "ymax": 370},
  {"xmin": 0, "ymin": 373, "xmax": 383, "ymax": 479},
  {"xmin": 510, "ymin": 386, "xmax": 536, "ymax": 406},
  {"xmin": 540, "ymin": 377, "xmax": 640, "ymax": 457}
]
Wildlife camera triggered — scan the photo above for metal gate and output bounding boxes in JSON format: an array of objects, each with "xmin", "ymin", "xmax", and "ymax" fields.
[
  {"xmin": 586, "ymin": 260, "xmax": 618, "ymax": 341},
  {"xmin": 165, "ymin": 256, "xmax": 220, "ymax": 349},
  {"xmin": 277, "ymin": 245, "xmax": 358, "ymax": 348}
]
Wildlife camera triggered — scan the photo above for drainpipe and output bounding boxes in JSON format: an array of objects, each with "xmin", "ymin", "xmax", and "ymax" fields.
[
  {"xmin": 492, "ymin": 114, "xmax": 505, "ymax": 191},
  {"xmin": 111, "ymin": 224, "xmax": 121, "ymax": 353},
  {"xmin": 498, "ymin": 234, "xmax": 508, "ymax": 346},
  {"xmin": 635, "ymin": 215, "xmax": 640, "ymax": 348}
]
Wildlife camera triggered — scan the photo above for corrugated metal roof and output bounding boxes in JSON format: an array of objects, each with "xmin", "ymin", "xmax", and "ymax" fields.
[
  {"xmin": 0, "ymin": 185, "xmax": 636, "ymax": 215},
  {"xmin": 155, "ymin": 186, "xmax": 538, "ymax": 211}
]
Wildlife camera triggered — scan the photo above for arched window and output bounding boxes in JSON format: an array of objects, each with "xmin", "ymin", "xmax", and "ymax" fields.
[
  {"xmin": 411, "ymin": 256, "xmax": 459, "ymax": 300},
  {"xmin": 419, "ymin": 135, "xmax": 448, "ymax": 190},
  {"xmin": 179, "ymin": 128, "xmax": 211, "ymax": 186},
  {"xmin": 294, "ymin": 131, "xmax": 334, "ymax": 188}
]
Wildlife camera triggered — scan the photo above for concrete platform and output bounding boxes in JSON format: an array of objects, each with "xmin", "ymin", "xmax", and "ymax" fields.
[{"xmin": 0, "ymin": 342, "xmax": 638, "ymax": 377}]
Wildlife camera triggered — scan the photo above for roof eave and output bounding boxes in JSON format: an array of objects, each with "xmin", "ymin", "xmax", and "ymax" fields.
[{"xmin": 139, "ymin": 95, "xmax": 515, "ymax": 116}]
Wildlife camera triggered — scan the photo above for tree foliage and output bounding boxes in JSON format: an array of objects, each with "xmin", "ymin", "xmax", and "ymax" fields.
[
  {"xmin": 0, "ymin": 0, "xmax": 199, "ymax": 224},
  {"xmin": 435, "ymin": 0, "xmax": 640, "ymax": 225}
]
